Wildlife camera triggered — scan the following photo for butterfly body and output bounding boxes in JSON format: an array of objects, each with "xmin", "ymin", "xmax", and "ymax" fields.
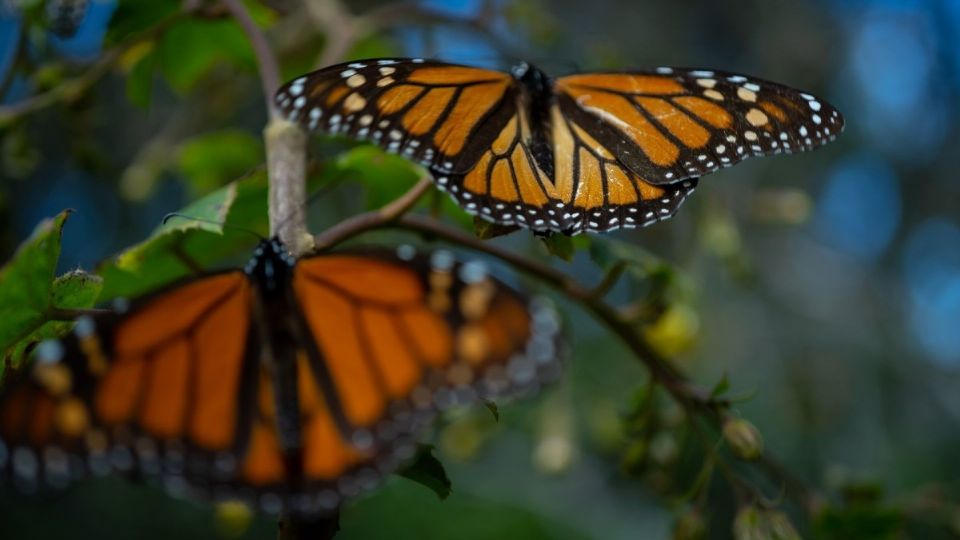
[
  {"xmin": 244, "ymin": 240, "xmax": 306, "ymax": 471},
  {"xmin": 0, "ymin": 240, "xmax": 561, "ymax": 515},
  {"xmin": 511, "ymin": 62, "xmax": 558, "ymax": 179},
  {"xmin": 276, "ymin": 58, "xmax": 844, "ymax": 234}
]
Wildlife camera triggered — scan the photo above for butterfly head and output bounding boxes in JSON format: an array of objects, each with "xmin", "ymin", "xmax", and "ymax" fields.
[{"xmin": 245, "ymin": 237, "xmax": 296, "ymax": 291}]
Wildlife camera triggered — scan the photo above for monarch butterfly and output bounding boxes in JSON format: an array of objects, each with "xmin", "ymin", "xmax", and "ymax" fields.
[
  {"xmin": 0, "ymin": 239, "xmax": 561, "ymax": 515},
  {"xmin": 275, "ymin": 58, "xmax": 844, "ymax": 234}
]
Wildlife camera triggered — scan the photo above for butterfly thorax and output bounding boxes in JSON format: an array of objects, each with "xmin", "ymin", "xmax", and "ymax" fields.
[
  {"xmin": 245, "ymin": 238, "xmax": 296, "ymax": 294},
  {"xmin": 513, "ymin": 62, "xmax": 556, "ymax": 179}
]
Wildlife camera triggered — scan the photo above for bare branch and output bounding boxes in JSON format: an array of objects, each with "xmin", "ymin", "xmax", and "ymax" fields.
[
  {"xmin": 306, "ymin": 0, "xmax": 365, "ymax": 68},
  {"xmin": 221, "ymin": 0, "xmax": 281, "ymax": 118},
  {"xmin": 313, "ymin": 176, "xmax": 433, "ymax": 250},
  {"xmin": 265, "ymin": 119, "xmax": 310, "ymax": 253}
]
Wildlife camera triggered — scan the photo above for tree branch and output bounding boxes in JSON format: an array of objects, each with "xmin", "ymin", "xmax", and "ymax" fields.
[
  {"xmin": 221, "ymin": 0, "xmax": 309, "ymax": 252},
  {"xmin": 221, "ymin": 0, "xmax": 281, "ymax": 118},
  {"xmin": 313, "ymin": 176, "xmax": 433, "ymax": 250},
  {"xmin": 264, "ymin": 118, "xmax": 310, "ymax": 252}
]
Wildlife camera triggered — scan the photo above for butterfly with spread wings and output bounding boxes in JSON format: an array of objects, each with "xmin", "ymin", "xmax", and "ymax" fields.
[
  {"xmin": 0, "ymin": 240, "xmax": 561, "ymax": 515},
  {"xmin": 275, "ymin": 58, "xmax": 844, "ymax": 234}
]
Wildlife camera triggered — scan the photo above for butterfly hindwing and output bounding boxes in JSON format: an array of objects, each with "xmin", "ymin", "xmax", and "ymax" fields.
[{"xmin": 440, "ymin": 98, "xmax": 700, "ymax": 234}]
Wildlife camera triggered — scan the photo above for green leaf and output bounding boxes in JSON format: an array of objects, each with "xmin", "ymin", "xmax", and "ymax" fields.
[
  {"xmin": 397, "ymin": 445, "xmax": 452, "ymax": 501},
  {"xmin": 331, "ymin": 146, "xmax": 422, "ymax": 210},
  {"xmin": 106, "ymin": 0, "xmax": 180, "ymax": 44},
  {"xmin": 541, "ymin": 234, "xmax": 575, "ymax": 261},
  {"xmin": 156, "ymin": 19, "xmax": 255, "ymax": 93},
  {"xmin": 0, "ymin": 212, "xmax": 102, "ymax": 377},
  {"xmin": 709, "ymin": 373, "xmax": 730, "ymax": 400},
  {"xmin": 177, "ymin": 130, "xmax": 264, "ymax": 194},
  {"xmin": 5, "ymin": 271, "xmax": 103, "ymax": 370},
  {"xmin": 0, "ymin": 211, "xmax": 66, "ymax": 311},
  {"xmin": 97, "ymin": 171, "xmax": 268, "ymax": 301}
]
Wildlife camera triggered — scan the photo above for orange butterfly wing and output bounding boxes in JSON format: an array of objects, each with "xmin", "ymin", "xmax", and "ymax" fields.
[
  {"xmin": 0, "ymin": 272, "xmax": 257, "ymax": 493},
  {"xmin": 275, "ymin": 58, "xmax": 516, "ymax": 175},
  {"xmin": 277, "ymin": 59, "xmax": 843, "ymax": 235},
  {"xmin": 554, "ymin": 68, "xmax": 844, "ymax": 185},
  {"xmin": 445, "ymin": 99, "xmax": 697, "ymax": 233},
  {"xmin": 290, "ymin": 250, "xmax": 559, "ymax": 440},
  {"xmin": 0, "ymin": 248, "xmax": 561, "ymax": 516}
]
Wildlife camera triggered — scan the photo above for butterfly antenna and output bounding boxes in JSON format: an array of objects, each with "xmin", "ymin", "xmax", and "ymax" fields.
[{"xmin": 161, "ymin": 213, "xmax": 265, "ymax": 241}]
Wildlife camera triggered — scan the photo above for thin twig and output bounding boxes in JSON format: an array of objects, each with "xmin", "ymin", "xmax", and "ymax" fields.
[
  {"xmin": 306, "ymin": 0, "xmax": 363, "ymax": 68},
  {"xmin": 589, "ymin": 261, "xmax": 628, "ymax": 299},
  {"xmin": 220, "ymin": 0, "xmax": 281, "ymax": 118},
  {"xmin": 0, "ymin": 17, "xmax": 25, "ymax": 99},
  {"xmin": 313, "ymin": 176, "xmax": 434, "ymax": 250}
]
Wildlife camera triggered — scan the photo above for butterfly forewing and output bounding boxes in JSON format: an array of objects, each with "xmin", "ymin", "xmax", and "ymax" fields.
[
  {"xmin": 555, "ymin": 68, "xmax": 844, "ymax": 184},
  {"xmin": 275, "ymin": 59, "xmax": 517, "ymax": 173}
]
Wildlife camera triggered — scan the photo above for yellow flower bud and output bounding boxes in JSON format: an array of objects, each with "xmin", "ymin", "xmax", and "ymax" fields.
[{"xmin": 723, "ymin": 418, "xmax": 764, "ymax": 461}]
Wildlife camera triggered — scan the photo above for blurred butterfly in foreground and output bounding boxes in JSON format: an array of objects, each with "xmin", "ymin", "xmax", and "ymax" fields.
[
  {"xmin": 276, "ymin": 58, "xmax": 844, "ymax": 234},
  {"xmin": 0, "ymin": 239, "xmax": 561, "ymax": 515}
]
